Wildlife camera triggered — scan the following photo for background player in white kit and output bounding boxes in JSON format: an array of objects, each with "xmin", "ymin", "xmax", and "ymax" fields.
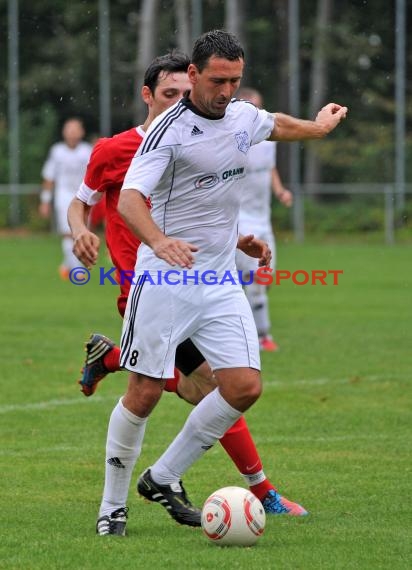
[
  {"xmin": 96, "ymin": 30, "xmax": 347, "ymax": 535},
  {"xmin": 39, "ymin": 118, "xmax": 92, "ymax": 280},
  {"xmin": 236, "ymin": 87, "xmax": 293, "ymax": 352}
]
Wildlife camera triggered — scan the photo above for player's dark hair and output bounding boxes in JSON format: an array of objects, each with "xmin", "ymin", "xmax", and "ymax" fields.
[
  {"xmin": 62, "ymin": 117, "xmax": 85, "ymax": 128},
  {"xmin": 191, "ymin": 29, "xmax": 244, "ymax": 72},
  {"xmin": 144, "ymin": 51, "xmax": 190, "ymax": 93}
]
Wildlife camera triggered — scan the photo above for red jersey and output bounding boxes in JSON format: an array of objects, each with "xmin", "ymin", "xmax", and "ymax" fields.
[
  {"xmin": 83, "ymin": 127, "xmax": 147, "ymax": 316},
  {"xmin": 88, "ymin": 194, "xmax": 106, "ymax": 230}
]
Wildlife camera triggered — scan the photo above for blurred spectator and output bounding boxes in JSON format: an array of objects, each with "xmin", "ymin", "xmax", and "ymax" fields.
[
  {"xmin": 39, "ymin": 118, "xmax": 92, "ymax": 279},
  {"xmin": 235, "ymin": 88, "xmax": 293, "ymax": 352}
]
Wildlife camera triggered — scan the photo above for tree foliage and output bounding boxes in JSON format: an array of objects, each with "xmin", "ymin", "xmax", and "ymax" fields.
[{"xmin": 0, "ymin": 0, "xmax": 410, "ymax": 185}]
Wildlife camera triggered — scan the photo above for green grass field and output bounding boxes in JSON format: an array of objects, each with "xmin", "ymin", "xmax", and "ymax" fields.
[{"xmin": 1, "ymin": 235, "xmax": 410, "ymax": 569}]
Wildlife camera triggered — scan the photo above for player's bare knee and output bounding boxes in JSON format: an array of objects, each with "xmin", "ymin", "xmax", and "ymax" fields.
[
  {"xmin": 123, "ymin": 372, "xmax": 165, "ymax": 417},
  {"xmin": 245, "ymin": 376, "xmax": 262, "ymax": 401},
  {"xmin": 216, "ymin": 368, "xmax": 262, "ymax": 411},
  {"xmin": 238, "ymin": 375, "xmax": 262, "ymax": 406}
]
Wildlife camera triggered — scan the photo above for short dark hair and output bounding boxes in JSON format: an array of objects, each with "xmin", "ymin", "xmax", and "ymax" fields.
[
  {"xmin": 63, "ymin": 117, "xmax": 84, "ymax": 127},
  {"xmin": 144, "ymin": 51, "xmax": 190, "ymax": 93},
  {"xmin": 191, "ymin": 29, "xmax": 244, "ymax": 72}
]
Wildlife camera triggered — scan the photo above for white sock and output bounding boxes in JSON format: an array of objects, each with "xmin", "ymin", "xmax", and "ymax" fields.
[
  {"xmin": 99, "ymin": 399, "xmax": 147, "ymax": 517},
  {"xmin": 62, "ymin": 236, "xmax": 81, "ymax": 270},
  {"xmin": 245, "ymin": 281, "xmax": 271, "ymax": 337},
  {"xmin": 151, "ymin": 389, "xmax": 242, "ymax": 485}
]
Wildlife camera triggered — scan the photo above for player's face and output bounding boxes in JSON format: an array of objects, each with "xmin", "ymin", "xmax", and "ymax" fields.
[
  {"xmin": 62, "ymin": 120, "xmax": 85, "ymax": 148},
  {"xmin": 188, "ymin": 56, "xmax": 244, "ymax": 118},
  {"xmin": 150, "ymin": 71, "xmax": 191, "ymax": 117}
]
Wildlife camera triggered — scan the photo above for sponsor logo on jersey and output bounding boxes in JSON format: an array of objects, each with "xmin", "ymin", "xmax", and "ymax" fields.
[
  {"xmin": 222, "ymin": 167, "xmax": 245, "ymax": 181},
  {"xmin": 194, "ymin": 173, "xmax": 219, "ymax": 189},
  {"xmin": 235, "ymin": 130, "xmax": 250, "ymax": 154},
  {"xmin": 191, "ymin": 125, "xmax": 204, "ymax": 136}
]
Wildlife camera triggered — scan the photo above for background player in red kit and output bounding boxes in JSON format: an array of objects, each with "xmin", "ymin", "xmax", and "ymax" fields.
[{"xmin": 68, "ymin": 52, "xmax": 307, "ymax": 534}]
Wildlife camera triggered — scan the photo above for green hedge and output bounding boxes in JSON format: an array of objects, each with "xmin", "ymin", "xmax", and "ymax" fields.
[
  {"xmin": 273, "ymin": 194, "xmax": 411, "ymax": 233},
  {"xmin": 0, "ymin": 192, "xmax": 410, "ymax": 236}
]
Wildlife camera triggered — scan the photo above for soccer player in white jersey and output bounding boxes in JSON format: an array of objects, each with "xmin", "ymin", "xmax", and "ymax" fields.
[
  {"xmin": 68, "ymin": 53, "xmax": 308, "ymax": 537},
  {"xmin": 235, "ymin": 87, "xmax": 293, "ymax": 352},
  {"xmin": 96, "ymin": 29, "xmax": 347, "ymax": 535},
  {"xmin": 39, "ymin": 118, "xmax": 92, "ymax": 280}
]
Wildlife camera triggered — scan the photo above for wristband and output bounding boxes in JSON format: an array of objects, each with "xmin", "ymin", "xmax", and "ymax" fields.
[{"xmin": 40, "ymin": 190, "xmax": 52, "ymax": 204}]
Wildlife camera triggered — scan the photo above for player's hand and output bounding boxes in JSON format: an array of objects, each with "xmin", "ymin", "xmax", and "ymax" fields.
[
  {"xmin": 38, "ymin": 202, "xmax": 51, "ymax": 219},
  {"xmin": 237, "ymin": 234, "xmax": 272, "ymax": 267},
  {"xmin": 72, "ymin": 229, "xmax": 100, "ymax": 268},
  {"xmin": 315, "ymin": 103, "xmax": 348, "ymax": 134},
  {"xmin": 152, "ymin": 236, "xmax": 198, "ymax": 269},
  {"xmin": 276, "ymin": 188, "xmax": 293, "ymax": 207}
]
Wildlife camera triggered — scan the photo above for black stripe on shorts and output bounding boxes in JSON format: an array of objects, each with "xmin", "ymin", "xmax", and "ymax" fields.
[{"xmin": 120, "ymin": 275, "xmax": 146, "ymax": 368}]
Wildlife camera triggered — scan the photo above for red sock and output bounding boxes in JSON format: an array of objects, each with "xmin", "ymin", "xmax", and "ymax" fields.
[
  {"xmin": 102, "ymin": 349, "xmax": 181, "ymax": 393},
  {"xmin": 102, "ymin": 346, "xmax": 121, "ymax": 372},
  {"xmin": 248, "ymin": 479, "xmax": 276, "ymax": 502},
  {"xmin": 164, "ymin": 368, "xmax": 181, "ymax": 394},
  {"xmin": 219, "ymin": 416, "xmax": 276, "ymax": 500}
]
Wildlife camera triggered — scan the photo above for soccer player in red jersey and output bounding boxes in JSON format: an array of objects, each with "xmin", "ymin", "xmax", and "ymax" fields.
[{"xmin": 68, "ymin": 52, "xmax": 307, "ymax": 535}]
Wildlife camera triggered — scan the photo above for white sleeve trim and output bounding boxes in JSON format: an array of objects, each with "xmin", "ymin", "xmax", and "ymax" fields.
[{"xmin": 76, "ymin": 182, "xmax": 103, "ymax": 206}]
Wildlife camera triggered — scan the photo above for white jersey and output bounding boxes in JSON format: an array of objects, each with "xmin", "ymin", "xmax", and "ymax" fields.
[
  {"xmin": 42, "ymin": 141, "xmax": 92, "ymax": 196},
  {"xmin": 122, "ymin": 96, "xmax": 274, "ymax": 275},
  {"xmin": 239, "ymin": 140, "xmax": 276, "ymax": 228}
]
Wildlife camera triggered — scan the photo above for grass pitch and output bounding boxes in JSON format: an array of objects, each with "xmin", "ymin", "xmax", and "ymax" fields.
[{"xmin": 0, "ymin": 235, "xmax": 410, "ymax": 569}]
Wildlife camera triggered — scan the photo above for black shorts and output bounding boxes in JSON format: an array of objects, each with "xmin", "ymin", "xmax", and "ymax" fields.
[{"xmin": 175, "ymin": 338, "xmax": 206, "ymax": 376}]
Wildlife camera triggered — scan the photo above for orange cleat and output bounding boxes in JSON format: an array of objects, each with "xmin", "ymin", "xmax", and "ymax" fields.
[
  {"xmin": 259, "ymin": 336, "xmax": 279, "ymax": 352},
  {"xmin": 58, "ymin": 265, "xmax": 70, "ymax": 281}
]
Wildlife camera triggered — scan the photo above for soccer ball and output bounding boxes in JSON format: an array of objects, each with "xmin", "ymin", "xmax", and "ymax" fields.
[{"xmin": 201, "ymin": 486, "xmax": 266, "ymax": 547}]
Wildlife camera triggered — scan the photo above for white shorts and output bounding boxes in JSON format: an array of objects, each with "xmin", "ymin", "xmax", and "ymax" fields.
[
  {"xmin": 54, "ymin": 191, "xmax": 74, "ymax": 234},
  {"xmin": 236, "ymin": 225, "xmax": 276, "ymax": 275},
  {"xmin": 120, "ymin": 275, "xmax": 260, "ymax": 378}
]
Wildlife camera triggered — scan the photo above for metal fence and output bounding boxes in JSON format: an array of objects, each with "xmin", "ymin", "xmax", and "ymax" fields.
[{"xmin": 0, "ymin": 183, "xmax": 411, "ymax": 244}]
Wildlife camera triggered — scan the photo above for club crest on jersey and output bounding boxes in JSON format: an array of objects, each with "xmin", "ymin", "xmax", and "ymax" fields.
[{"xmin": 235, "ymin": 130, "xmax": 250, "ymax": 154}]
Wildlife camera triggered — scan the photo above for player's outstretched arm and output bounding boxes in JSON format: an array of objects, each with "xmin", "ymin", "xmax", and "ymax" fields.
[
  {"xmin": 118, "ymin": 189, "xmax": 198, "ymax": 269},
  {"xmin": 68, "ymin": 197, "xmax": 100, "ymax": 268},
  {"xmin": 268, "ymin": 103, "xmax": 348, "ymax": 141}
]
